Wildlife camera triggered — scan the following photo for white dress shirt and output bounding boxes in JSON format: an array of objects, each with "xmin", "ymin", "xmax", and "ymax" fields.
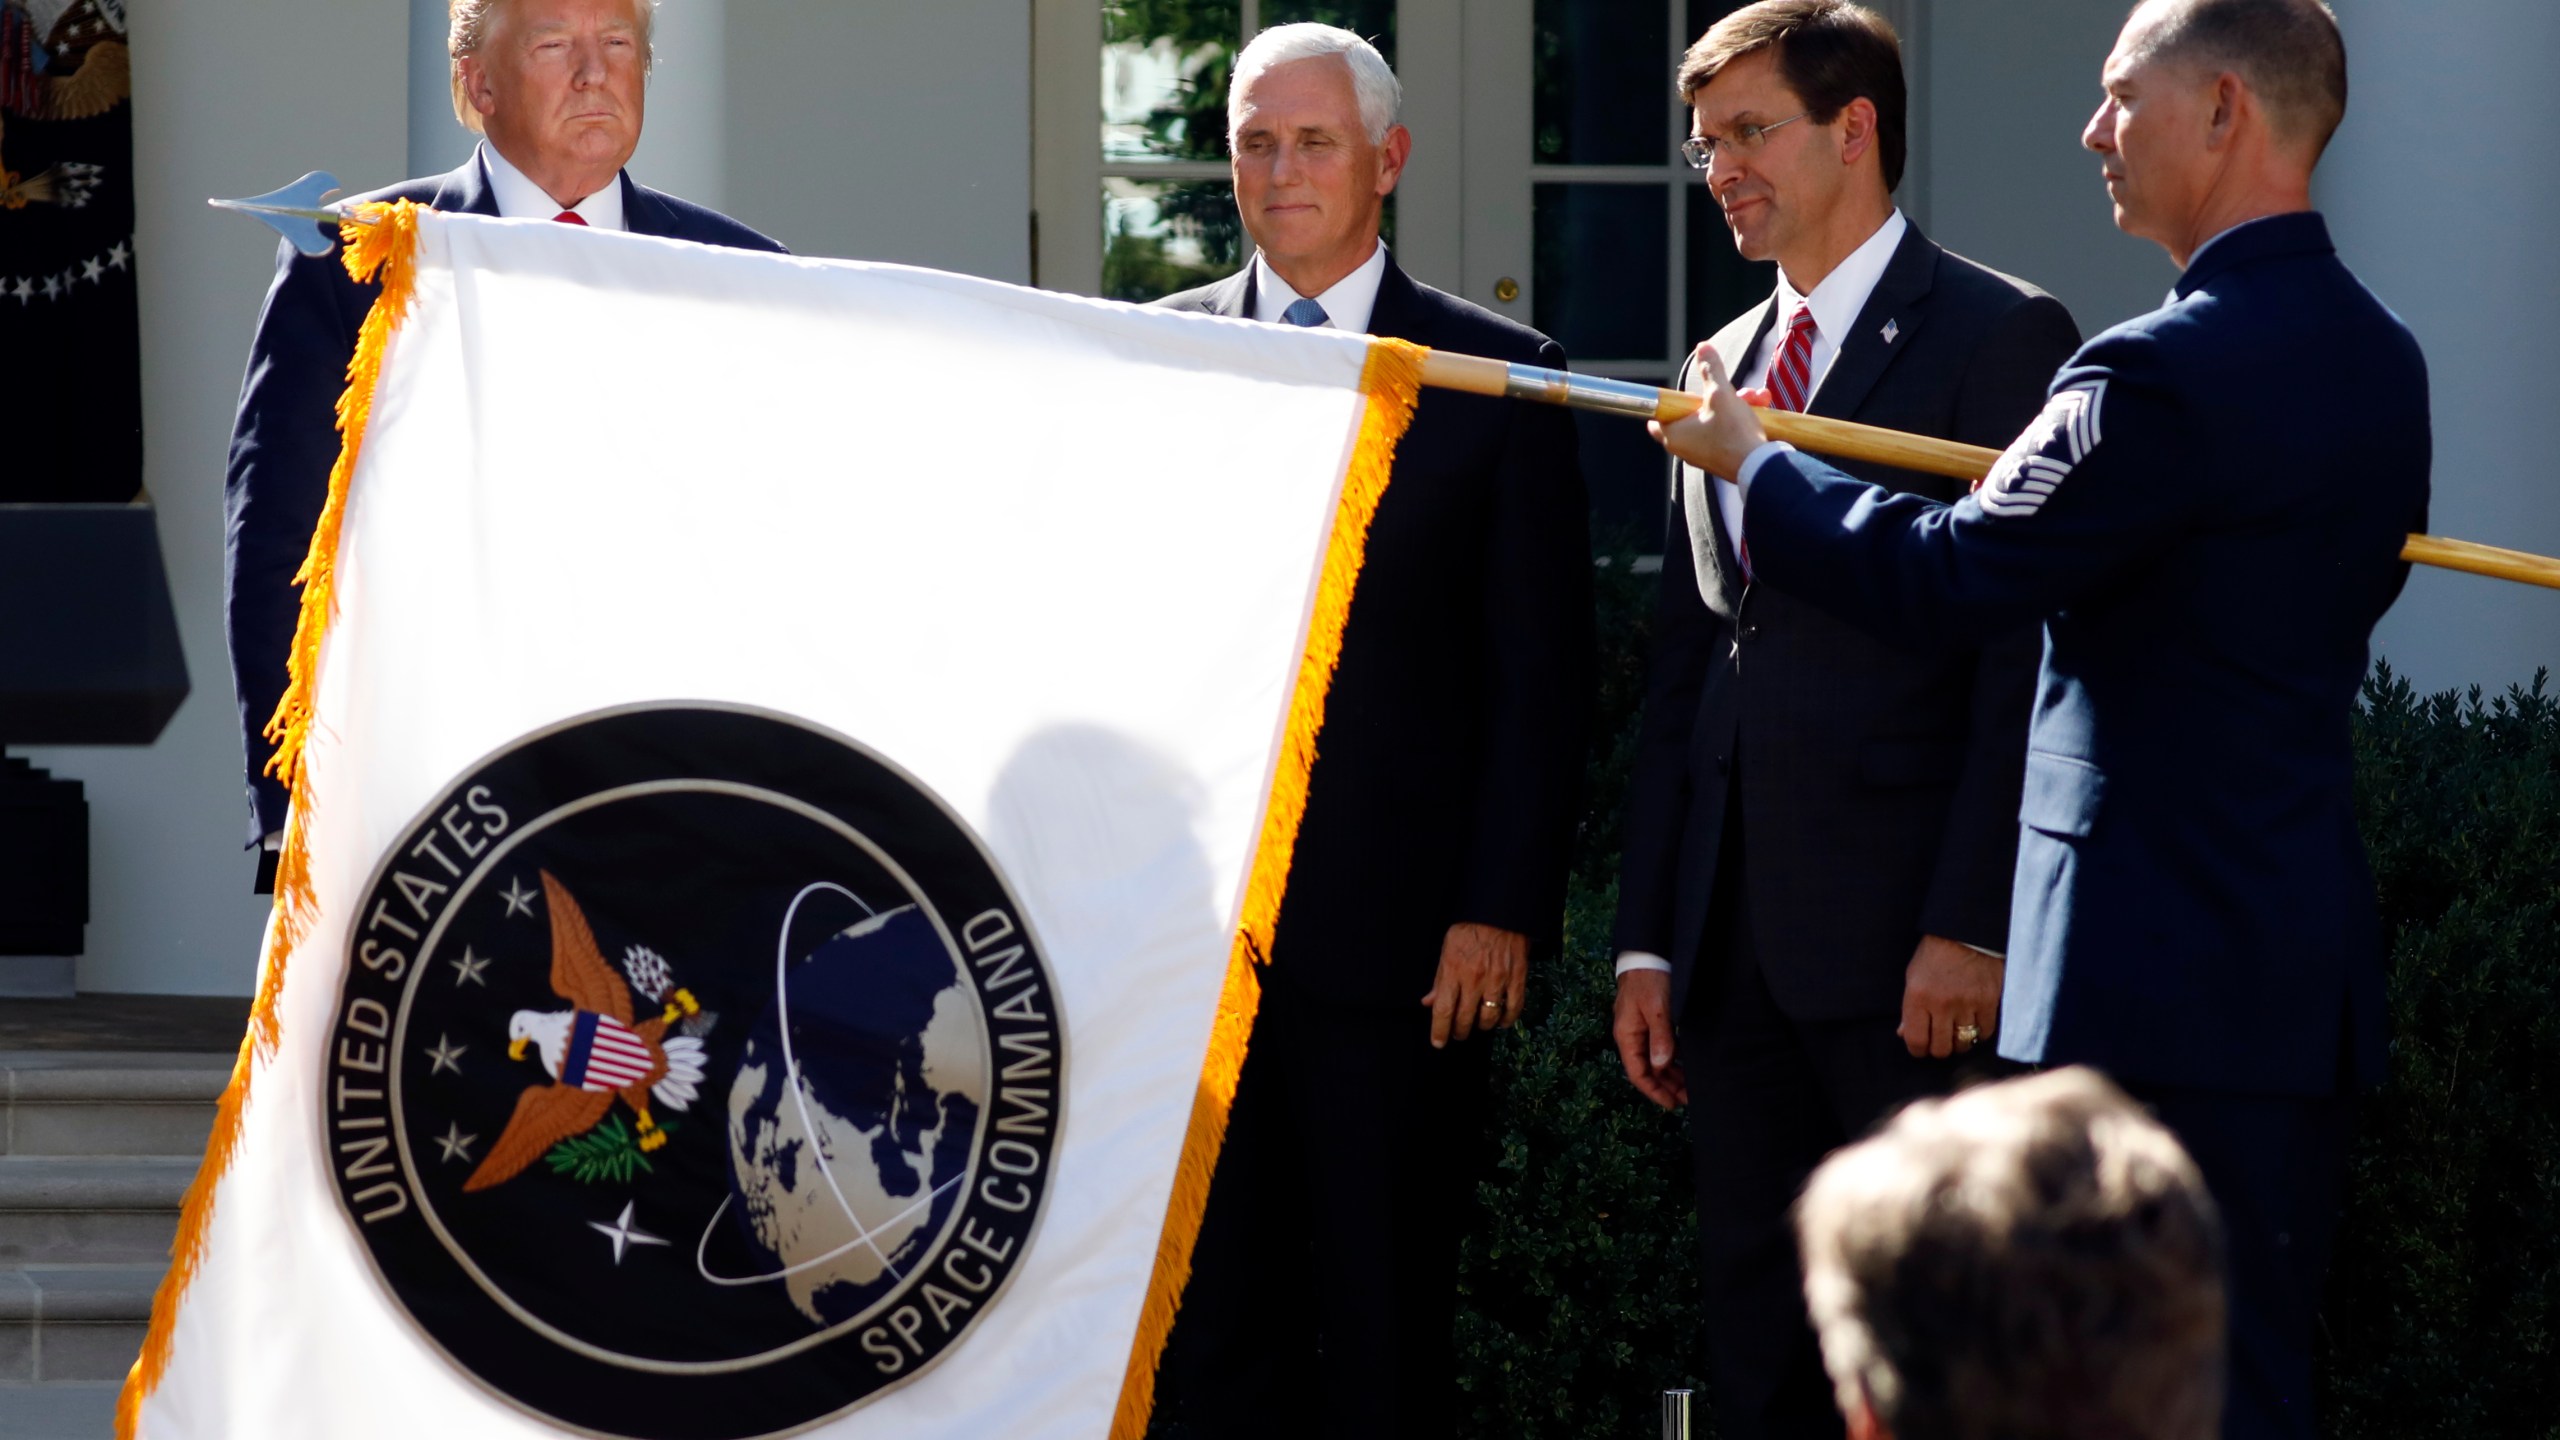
[
  {"xmin": 1251, "ymin": 240, "xmax": 1389, "ymax": 335},
  {"xmin": 479, "ymin": 141, "xmax": 628, "ymax": 231},
  {"xmin": 1706, "ymin": 209, "xmax": 1907, "ymax": 559}
]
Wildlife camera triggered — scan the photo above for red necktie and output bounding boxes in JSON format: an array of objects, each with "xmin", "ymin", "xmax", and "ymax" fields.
[
  {"xmin": 554, "ymin": 210, "xmax": 587, "ymax": 226},
  {"xmin": 1763, "ymin": 303, "xmax": 1820, "ymax": 413},
  {"xmin": 1738, "ymin": 305, "xmax": 1818, "ymax": 583}
]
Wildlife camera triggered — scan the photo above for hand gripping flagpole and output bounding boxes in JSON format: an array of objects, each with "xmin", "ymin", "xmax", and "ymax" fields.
[{"xmin": 1414, "ymin": 348, "xmax": 2560, "ymax": 593}]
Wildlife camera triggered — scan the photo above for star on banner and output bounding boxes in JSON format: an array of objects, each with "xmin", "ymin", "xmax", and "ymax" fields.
[
  {"xmin": 426, "ymin": 1033, "xmax": 467, "ymax": 1074},
  {"xmin": 107, "ymin": 240, "xmax": 130, "ymax": 270},
  {"xmin": 434, "ymin": 1123, "xmax": 478, "ymax": 1165},
  {"xmin": 590, "ymin": 1201, "xmax": 669, "ymax": 1264},
  {"xmin": 500, "ymin": 876, "xmax": 540, "ymax": 918},
  {"xmin": 80, "ymin": 257, "xmax": 104, "ymax": 283}
]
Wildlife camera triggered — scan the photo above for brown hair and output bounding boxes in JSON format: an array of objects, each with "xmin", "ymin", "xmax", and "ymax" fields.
[
  {"xmin": 1676, "ymin": 0, "xmax": 1907, "ymax": 191},
  {"xmin": 2131, "ymin": 0, "xmax": 2347, "ymax": 158},
  {"xmin": 1795, "ymin": 1068, "xmax": 2227, "ymax": 1440}
]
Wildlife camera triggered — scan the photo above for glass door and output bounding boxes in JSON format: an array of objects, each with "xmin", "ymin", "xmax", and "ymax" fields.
[{"xmin": 1461, "ymin": 0, "xmax": 1775, "ymax": 548}]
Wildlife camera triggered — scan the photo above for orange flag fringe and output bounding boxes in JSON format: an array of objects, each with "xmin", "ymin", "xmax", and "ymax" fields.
[
  {"xmin": 1107, "ymin": 335, "xmax": 1426, "ymax": 1439},
  {"xmin": 117, "ymin": 199, "xmax": 425, "ymax": 1440}
]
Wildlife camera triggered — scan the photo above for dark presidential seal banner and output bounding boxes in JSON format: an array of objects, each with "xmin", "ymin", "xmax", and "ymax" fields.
[
  {"xmin": 0, "ymin": 0, "xmax": 139, "ymax": 502},
  {"xmin": 321, "ymin": 705, "xmax": 1063, "ymax": 1439}
]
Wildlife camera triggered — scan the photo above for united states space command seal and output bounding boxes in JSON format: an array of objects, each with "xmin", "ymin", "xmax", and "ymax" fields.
[{"xmin": 323, "ymin": 704, "xmax": 1063, "ymax": 1438}]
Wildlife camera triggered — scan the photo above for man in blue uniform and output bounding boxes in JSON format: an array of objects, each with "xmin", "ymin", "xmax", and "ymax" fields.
[{"xmin": 1648, "ymin": 2, "xmax": 2426, "ymax": 1436}]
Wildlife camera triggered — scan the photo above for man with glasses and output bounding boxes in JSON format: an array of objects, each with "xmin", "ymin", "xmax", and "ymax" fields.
[
  {"xmin": 1654, "ymin": 3, "xmax": 2423, "ymax": 1434},
  {"xmin": 1609, "ymin": 3, "xmax": 2078, "ymax": 1436}
]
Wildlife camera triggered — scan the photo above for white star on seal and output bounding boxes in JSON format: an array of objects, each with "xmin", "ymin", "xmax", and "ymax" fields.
[
  {"xmin": 449, "ymin": 946, "xmax": 491, "ymax": 987},
  {"xmin": 7, "ymin": 279, "xmax": 28, "ymax": 304},
  {"xmin": 107, "ymin": 240, "xmax": 130, "ymax": 270},
  {"xmin": 499, "ymin": 876, "xmax": 539, "ymax": 918},
  {"xmin": 426, "ymin": 1032, "xmax": 467, "ymax": 1073},
  {"xmin": 41, "ymin": 273, "xmax": 63, "ymax": 300},
  {"xmin": 590, "ymin": 1201, "xmax": 669, "ymax": 1265},
  {"xmin": 434, "ymin": 1122, "xmax": 478, "ymax": 1165},
  {"xmin": 80, "ymin": 257, "xmax": 105, "ymax": 283}
]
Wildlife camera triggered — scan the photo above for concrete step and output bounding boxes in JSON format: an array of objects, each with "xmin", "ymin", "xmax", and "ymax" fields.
[
  {"xmin": 0, "ymin": 1159, "xmax": 193, "ymax": 1267},
  {"xmin": 0, "ymin": 1382, "xmax": 118, "ymax": 1440},
  {"xmin": 0, "ymin": 1266, "xmax": 156, "ymax": 1386},
  {"xmin": 0, "ymin": 1053, "xmax": 228, "ymax": 1159}
]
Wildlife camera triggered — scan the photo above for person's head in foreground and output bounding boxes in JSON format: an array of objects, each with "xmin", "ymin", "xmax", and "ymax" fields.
[{"xmin": 1794, "ymin": 1067, "xmax": 2227, "ymax": 1440}]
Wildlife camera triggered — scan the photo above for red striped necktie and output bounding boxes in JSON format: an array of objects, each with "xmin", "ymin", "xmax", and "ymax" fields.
[
  {"xmin": 1736, "ymin": 304, "xmax": 1819, "ymax": 584},
  {"xmin": 1763, "ymin": 303, "xmax": 1820, "ymax": 412},
  {"xmin": 554, "ymin": 210, "xmax": 587, "ymax": 225}
]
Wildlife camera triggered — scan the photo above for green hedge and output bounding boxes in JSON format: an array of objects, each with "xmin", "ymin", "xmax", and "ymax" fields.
[{"xmin": 1450, "ymin": 557, "xmax": 2560, "ymax": 1439}]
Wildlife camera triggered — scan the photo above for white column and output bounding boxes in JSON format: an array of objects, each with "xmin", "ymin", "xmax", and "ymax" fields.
[
  {"xmin": 2324, "ymin": 0, "xmax": 2560, "ymax": 693},
  {"xmin": 627, "ymin": 0, "xmax": 726, "ymax": 210},
  {"xmin": 409, "ymin": 0, "xmax": 475, "ymax": 178}
]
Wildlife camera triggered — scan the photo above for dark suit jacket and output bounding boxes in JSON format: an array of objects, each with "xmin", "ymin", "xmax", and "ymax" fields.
[
  {"xmin": 1160, "ymin": 257, "xmax": 1595, "ymax": 1009},
  {"xmin": 223, "ymin": 154, "xmax": 784, "ymax": 842},
  {"xmin": 1613, "ymin": 222, "xmax": 2081, "ymax": 1022},
  {"xmin": 1741, "ymin": 214, "xmax": 2425, "ymax": 1094}
]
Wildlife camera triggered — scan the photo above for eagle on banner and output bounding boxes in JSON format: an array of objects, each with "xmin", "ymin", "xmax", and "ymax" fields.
[{"xmin": 465, "ymin": 871, "xmax": 709, "ymax": 1190}]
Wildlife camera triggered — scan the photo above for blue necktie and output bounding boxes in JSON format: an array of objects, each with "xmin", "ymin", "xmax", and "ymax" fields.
[{"xmin": 1281, "ymin": 298, "xmax": 1329, "ymax": 328}]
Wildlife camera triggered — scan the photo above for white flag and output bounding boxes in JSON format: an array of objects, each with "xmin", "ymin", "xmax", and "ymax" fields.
[{"xmin": 130, "ymin": 205, "xmax": 1420, "ymax": 1440}]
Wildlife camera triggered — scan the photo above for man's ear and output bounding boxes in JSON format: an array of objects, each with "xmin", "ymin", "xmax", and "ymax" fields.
[
  {"xmin": 2205, "ymin": 70, "xmax": 2245, "ymax": 150},
  {"xmin": 1376, "ymin": 124, "xmax": 1413, "ymax": 196},
  {"xmin": 460, "ymin": 55, "xmax": 501, "ymax": 119},
  {"xmin": 1837, "ymin": 97, "xmax": 1880, "ymax": 170}
]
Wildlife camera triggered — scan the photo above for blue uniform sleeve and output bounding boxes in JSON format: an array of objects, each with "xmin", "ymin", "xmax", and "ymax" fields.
[{"xmin": 1741, "ymin": 330, "xmax": 2198, "ymax": 647}]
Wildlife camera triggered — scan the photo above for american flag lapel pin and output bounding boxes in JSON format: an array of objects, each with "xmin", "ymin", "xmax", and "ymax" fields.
[{"xmin": 1881, "ymin": 319, "xmax": 1900, "ymax": 344}]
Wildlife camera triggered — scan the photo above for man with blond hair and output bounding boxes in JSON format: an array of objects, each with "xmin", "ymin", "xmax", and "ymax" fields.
[
  {"xmin": 224, "ymin": 0, "xmax": 782, "ymax": 884},
  {"xmin": 1794, "ymin": 1067, "xmax": 2227, "ymax": 1440}
]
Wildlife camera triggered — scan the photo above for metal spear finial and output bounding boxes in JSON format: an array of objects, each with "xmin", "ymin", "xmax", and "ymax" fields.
[{"xmin": 207, "ymin": 171, "xmax": 378, "ymax": 256}]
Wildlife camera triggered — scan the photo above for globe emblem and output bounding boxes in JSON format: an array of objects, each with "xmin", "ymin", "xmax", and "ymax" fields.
[{"xmin": 719, "ymin": 885, "xmax": 989, "ymax": 1325}]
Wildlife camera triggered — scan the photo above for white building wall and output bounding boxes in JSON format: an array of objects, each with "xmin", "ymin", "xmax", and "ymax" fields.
[{"xmin": 2323, "ymin": 0, "xmax": 2560, "ymax": 695}]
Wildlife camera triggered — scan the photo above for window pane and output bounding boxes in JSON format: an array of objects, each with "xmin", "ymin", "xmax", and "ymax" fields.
[
  {"xmin": 1262, "ymin": 1, "xmax": 1396, "ymax": 66},
  {"xmin": 1534, "ymin": 0, "xmax": 1670, "ymax": 164},
  {"xmin": 1684, "ymin": 182, "xmax": 1778, "ymax": 348},
  {"xmin": 1104, "ymin": 1, "xmax": 1240, "ymax": 162},
  {"xmin": 1534, "ymin": 183, "xmax": 1668, "ymax": 360},
  {"xmin": 1102, "ymin": 177, "xmax": 1245, "ymax": 303}
]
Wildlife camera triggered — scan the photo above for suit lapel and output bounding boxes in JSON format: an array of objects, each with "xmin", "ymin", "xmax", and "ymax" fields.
[
  {"xmin": 1195, "ymin": 263, "xmax": 1257, "ymax": 320},
  {"xmin": 1677, "ymin": 298, "xmax": 1774, "ymax": 619},
  {"xmin": 431, "ymin": 153, "xmax": 500, "ymax": 217},
  {"xmin": 1364, "ymin": 258, "xmax": 1426, "ymax": 344},
  {"xmin": 619, "ymin": 173, "xmax": 674, "ymax": 237},
  {"xmin": 1806, "ymin": 222, "xmax": 1937, "ymax": 422}
]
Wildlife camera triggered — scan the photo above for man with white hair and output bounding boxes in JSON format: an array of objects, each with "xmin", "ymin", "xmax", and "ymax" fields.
[
  {"xmin": 1154, "ymin": 23, "xmax": 1594, "ymax": 1440},
  {"xmin": 223, "ymin": 0, "xmax": 783, "ymax": 882}
]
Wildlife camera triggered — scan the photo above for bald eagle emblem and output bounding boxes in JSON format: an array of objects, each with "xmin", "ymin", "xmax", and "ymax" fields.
[{"xmin": 465, "ymin": 871, "xmax": 709, "ymax": 1191}]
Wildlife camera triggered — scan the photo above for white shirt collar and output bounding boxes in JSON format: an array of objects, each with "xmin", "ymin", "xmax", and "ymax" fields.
[
  {"xmin": 1251, "ymin": 240, "xmax": 1389, "ymax": 335},
  {"xmin": 478, "ymin": 141, "xmax": 627, "ymax": 232},
  {"xmin": 1773, "ymin": 208, "xmax": 1907, "ymax": 354}
]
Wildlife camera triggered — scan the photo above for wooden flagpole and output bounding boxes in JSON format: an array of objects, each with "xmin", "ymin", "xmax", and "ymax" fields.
[{"xmin": 1415, "ymin": 349, "xmax": 2560, "ymax": 592}]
